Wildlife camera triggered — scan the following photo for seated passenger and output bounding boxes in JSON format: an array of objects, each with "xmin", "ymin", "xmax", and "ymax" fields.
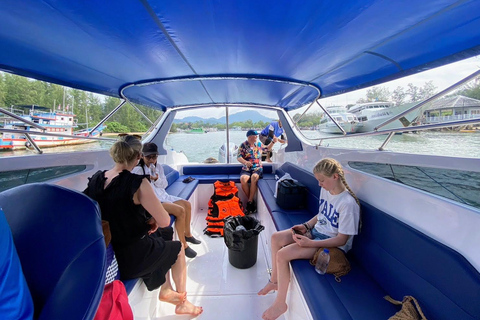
[
  {"xmin": 132, "ymin": 142, "xmax": 201, "ymax": 259},
  {"xmin": 237, "ymin": 130, "xmax": 275, "ymax": 213},
  {"xmin": 258, "ymin": 158, "xmax": 360, "ymax": 320},
  {"xmin": 0, "ymin": 209, "xmax": 34, "ymax": 320},
  {"xmin": 84, "ymin": 135, "xmax": 202, "ymax": 317}
]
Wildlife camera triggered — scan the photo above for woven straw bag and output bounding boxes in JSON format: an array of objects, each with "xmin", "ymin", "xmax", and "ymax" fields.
[
  {"xmin": 384, "ymin": 295, "xmax": 428, "ymax": 320},
  {"xmin": 310, "ymin": 247, "xmax": 351, "ymax": 282}
]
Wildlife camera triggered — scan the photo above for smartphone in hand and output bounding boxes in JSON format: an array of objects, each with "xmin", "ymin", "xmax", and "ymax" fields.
[{"xmin": 291, "ymin": 228, "xmax": 302, "ymax": 235}]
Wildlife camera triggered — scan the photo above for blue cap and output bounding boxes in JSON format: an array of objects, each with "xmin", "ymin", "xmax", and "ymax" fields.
[{"xmin": 246, "ymin": 130, "xmax": 258, "ymax": 137}]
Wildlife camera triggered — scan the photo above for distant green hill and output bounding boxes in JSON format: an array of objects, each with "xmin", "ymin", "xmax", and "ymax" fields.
[{"xmin": 173, "ymin": 110, "xmax": 273, "ymax": 124}]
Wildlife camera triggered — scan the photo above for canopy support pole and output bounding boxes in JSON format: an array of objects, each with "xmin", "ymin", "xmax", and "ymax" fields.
[
  {"xmin": 0, "ymin": 107, "xmax": 46, "ymax": 131},
  {"xmin": 24, "ymin": 133, "xmax": 43, "ymax": 154},
  {"xmin": 375, "ymin": 69, "xmax": 480, "ymax": 131},
  {"xmin": 226, "ymin": 106, "xmax": 231, "ymax": 163},
  {"xmin": 315, "ymin": 100, "xmax": 346, "ymax": 135},
  {"xmin": 378, "ymin": 132, "xmax": 395, "ymax": 151},
  {"xmin": 89, "ymin": 100, "xmax": 127, "ymax": 136},
  {"xmin": 126, "ymin": 101, "xmax": 154, "ymax": 125}
]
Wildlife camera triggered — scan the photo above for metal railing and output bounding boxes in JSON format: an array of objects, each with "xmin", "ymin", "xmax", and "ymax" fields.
[
  {"xmin": 310, "ymin": 117, "xmax": 480, "ymax": 150},
  {"xmin": 425, "ymin": 114, "xmax": 480, "ymax": 123}
]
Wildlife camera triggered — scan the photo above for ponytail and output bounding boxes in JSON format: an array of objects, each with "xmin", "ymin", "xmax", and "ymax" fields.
[{"xmin": 313, "ymin": 158, "xmax": 361, "ymax": 229}]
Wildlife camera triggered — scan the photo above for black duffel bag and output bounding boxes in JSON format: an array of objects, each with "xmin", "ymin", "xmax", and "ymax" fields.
[{"xmin": 276, "ymin": 179, "xmax": 307, "ymax": 209}]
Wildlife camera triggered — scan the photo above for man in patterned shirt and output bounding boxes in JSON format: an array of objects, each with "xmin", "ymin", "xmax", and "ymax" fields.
[{"xmin": 237, "ymin": 130, "xmax": 276, "ymax": 213}]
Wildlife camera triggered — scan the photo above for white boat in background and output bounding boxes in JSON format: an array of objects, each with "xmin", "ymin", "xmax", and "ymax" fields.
[
  {"xmin": 349, "ymin": 101, "xmax": 421, "ymax": 133},
  {"xmin": 0, "ymin": 105, "xmax": 105, "ymax": 150},
  {"xmin": 218, "ymin": 141, "xmax": 238, "ymax": 163},
  {"xmin": 318, "ymin": 112, "xmax": 362, "ymax": 134}
]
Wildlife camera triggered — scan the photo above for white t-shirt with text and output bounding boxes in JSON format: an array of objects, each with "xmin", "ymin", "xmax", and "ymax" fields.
[{"xmin": 314, "ymin": 188, "xmax": 360, "ymax": 252}]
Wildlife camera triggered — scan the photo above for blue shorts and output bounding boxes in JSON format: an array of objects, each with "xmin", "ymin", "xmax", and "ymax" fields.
[
  {"xmin": 240, "ymin": 168, "xmax": 263, "ymax": 179},
  {"xmin": 310, "ymin": 228, "xmax": 330, "ymax": 241}
]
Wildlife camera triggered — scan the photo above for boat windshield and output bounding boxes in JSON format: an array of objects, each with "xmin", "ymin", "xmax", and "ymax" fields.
[{"xmin": 164, "ymin": 107, "xmax": 281, "ymax": 164}]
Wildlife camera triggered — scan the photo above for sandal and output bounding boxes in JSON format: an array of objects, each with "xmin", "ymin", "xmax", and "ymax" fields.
[{"xmin": 183, "ymin": 176, "xmax": 195, "ymax": 183}]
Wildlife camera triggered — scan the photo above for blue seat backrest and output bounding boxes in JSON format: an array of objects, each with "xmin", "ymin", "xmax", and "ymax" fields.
[
  {"xmin": 0, "ymin": 208, "xmax": 34, "ymax": 319},
  {"xmin": 183, "ymin": 164, "xmax": 273, "ymax": 175},
  {"xmin": 162, "ymin": 164, "xmax": 180, "ymax": 186},
  {"xmin": 352, "ymin": 200, "xmax": 480, "ymax": 320},
  {"xmin": 276, "ymin": 162, "xmax": 320, "ymax": 214},
  {"xmin": 0, "ymin": 183, "xmax": 106, "ymax": 320}
]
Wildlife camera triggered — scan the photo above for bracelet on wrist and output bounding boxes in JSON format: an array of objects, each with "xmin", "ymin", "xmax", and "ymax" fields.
[{"xmin": 303, "ymin": 222, "xmax": 311, "ymax": 231}]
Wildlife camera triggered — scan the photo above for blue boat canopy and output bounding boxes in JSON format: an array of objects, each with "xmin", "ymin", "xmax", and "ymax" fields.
[{"xmin": 1, "ymin": 0, "xmax": 480, "ymax": 111}]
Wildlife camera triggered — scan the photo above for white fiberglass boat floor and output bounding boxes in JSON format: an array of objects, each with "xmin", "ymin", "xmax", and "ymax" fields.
[{"xmin": 131, "ymin": 208, "xmax": 286, "ymax": 320}]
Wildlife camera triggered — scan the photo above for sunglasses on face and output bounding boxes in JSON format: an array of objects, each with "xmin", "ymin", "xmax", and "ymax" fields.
[{"xmin": 144, "ymin": 154, "xmax": 158, "ymax": 160}]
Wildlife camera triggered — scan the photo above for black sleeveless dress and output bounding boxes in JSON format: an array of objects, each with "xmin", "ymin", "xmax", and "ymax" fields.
[{"xmin": 84, "ymin": 170, "xmax": 181, "ymax": 290}]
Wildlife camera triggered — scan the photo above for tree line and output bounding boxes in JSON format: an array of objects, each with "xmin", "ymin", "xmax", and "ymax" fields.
[
  {"xmin": 0, "ymin": 72, "xmax": 162, "ymax": 133},
  {"xmin": 294, "ymin": 78, "xmax": 480, "ymax": 128},
  {"xmin": 2, "ymin": 72, "xmax": 479, "ymax": 132},
  {"xmin": 170, "ymin": 120, "xmax": 273, "ymax": 132},
  {"xmin": 350, "ymin": 79, "xmax": 480, "ymax": 105}
]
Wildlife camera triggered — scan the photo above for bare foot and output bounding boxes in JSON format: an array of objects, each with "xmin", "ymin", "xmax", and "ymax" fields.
[
  {"xmin": 175, "ymin": 299, "xmax": 203, "ymax": 317},
  {"xmin": 257, "ymin": 281, "xmax": 277, "ymax": 295},
  {"xmin": 262, "ymin": 302, "xmax": 288, "ymax": 320},
  {"xmin": 159, "ymin": 289, "xmax": 186, "ymax": 305}
]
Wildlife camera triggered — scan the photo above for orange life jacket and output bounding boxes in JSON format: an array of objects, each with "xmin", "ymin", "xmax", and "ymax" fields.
[
  {"xmin": 204, "ymin": 181, "xmax": 244, "ymax": 237},
  {"xmin": 213, "ymin": 180, "xmax": 238, "ymax": 197}
]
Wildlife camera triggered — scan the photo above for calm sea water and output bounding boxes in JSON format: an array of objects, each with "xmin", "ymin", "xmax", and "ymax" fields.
[
  {"xmin": 164, "ymin": 130, "xmax": 480, "ymax": 163},
  {"xmin": 1, "ymin": 130, "xmax": 479, "ymax": 162}
]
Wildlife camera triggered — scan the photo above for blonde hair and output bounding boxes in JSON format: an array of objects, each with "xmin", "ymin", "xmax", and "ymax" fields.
[
  {"xmin": 109, "ymin": 135, "xmax": 142, "ymax": 164},
  {"xmin": 313, "ymin": 158, "xmax": 360, "ymax": 207}
]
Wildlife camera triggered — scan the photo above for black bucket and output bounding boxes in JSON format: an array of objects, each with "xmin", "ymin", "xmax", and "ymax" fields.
[{"xmin": 224, "ymin": 216, "xmax": 265, "ymax": 269}]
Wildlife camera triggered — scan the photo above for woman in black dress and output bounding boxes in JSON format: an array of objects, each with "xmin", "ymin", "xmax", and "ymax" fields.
[{"xmin": 84, "ymin": 135, "xmax": 202, "ymax": 316}]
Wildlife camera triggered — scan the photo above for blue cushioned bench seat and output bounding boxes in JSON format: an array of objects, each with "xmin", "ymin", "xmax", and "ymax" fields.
[
  {"xmin": 0, "ymin": 184, "xmax": 106, "ymax": 320},
  {"xmin": 257, "ymin": 161, "xmax": 480, "ymax": 320},
  {"xmin": 163, "ymin": 164, "xmax": 199, "ymax": 201},
  {"xmin": 181, "ymin": 163, "xmax": 274, "ymax": 184}
]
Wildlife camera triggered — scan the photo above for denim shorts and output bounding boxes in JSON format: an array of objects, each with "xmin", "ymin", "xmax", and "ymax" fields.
[
  {"xmin": 240, "ymin": 168, "xmax": 263, "ymax": 179},
  {"xmin": 310, "ymin": 228, "xmax": 330, "ymax": 241}
]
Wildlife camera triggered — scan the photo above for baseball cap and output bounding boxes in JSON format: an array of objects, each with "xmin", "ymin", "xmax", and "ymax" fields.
[
  {"xmin": 246, "ymin": 130, "xmax": 258, "ymax": 137},
  {"xmin": 142, "ymin": 142, "xmax": 159, "ymax": 156}
]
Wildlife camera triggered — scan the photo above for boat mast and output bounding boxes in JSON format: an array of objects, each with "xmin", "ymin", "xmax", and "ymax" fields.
[{"xmin": 62, "ymin": 87, "xmax": 66, "ymax": 113}]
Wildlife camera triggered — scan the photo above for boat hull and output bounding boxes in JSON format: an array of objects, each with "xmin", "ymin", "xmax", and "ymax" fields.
[
  {"xmin": 354, "ymin": 104, "xmax": 422, "ymax": 133},
  {"xmin": 319, "ymin": 121, "xmax": 361, "ymax": 134},
  {"xmin": 0, "ymin": 134, "xmax": 101, "ymax": 151}
]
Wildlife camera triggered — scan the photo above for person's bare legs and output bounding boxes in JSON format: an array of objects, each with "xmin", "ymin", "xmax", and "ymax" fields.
[
  {"xmin": 265, "ymin": 150, "xmax": 273, "ymax": 162},
  {"xmin": 158, "ymin": 270, "xmax": 186, "ymax": 305},
  {"xmin": 162, "ymin": 202, "xmax": 188, "ymax": 249},
  {"xmin": 170, "ymin": 245, "xmax": 203, "ymax": 316},
  {"xmin": 261, "ymin": 234, "xmax": 317, "ymax": 320},
  {"xmin": 258, "ymin": 229, "xmax": 294, "ymax": 295},
  {"xmin": 249, "ymin": 173, "xmax": 260, "ymax": 202},
  {"xmin": 174, "ymin": 200, "xmax": 193, "ymax": 238},
  {"xmin": 240, "ymin": 174, "xmax": 251, "ymax": 200}
]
